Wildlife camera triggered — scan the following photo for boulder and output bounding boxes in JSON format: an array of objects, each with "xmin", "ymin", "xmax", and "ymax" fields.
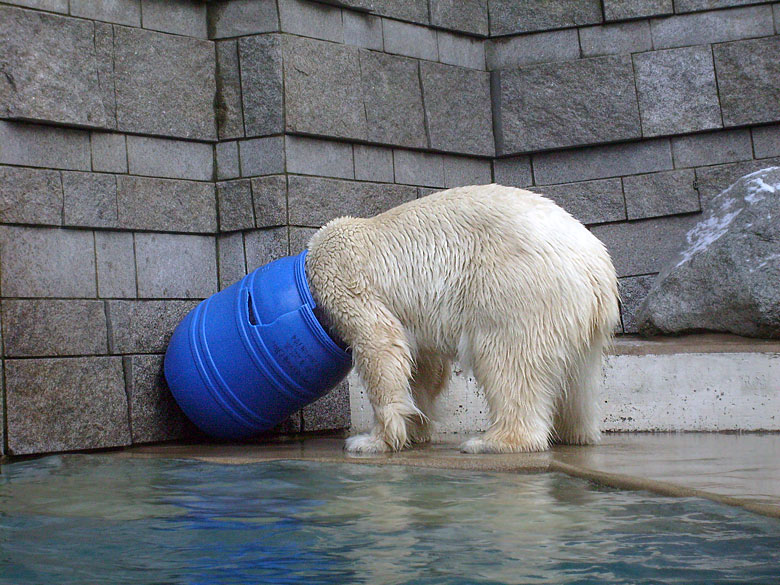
[{"xmin": 637, "ymin": 166, "xmax": 780, "ymax": 338}]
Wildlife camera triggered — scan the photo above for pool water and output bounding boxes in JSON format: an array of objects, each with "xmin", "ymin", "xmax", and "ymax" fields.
[{"xmin": 1, "ymin": 456, "xmax": 779, "ymax": 585}]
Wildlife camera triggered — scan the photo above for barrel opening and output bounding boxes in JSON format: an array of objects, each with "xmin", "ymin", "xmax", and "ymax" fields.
[{"xmin": 247, "ymin": 292, "xmax": 258, "ymax": 325}]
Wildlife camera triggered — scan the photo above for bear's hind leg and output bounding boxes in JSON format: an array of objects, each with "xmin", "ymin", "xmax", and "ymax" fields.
[
  {"xmin": 460, "ymin": 335, "xmax": 560, "ymax": 454},
  {"xmin": 553, "ymin": 337, "xmax": 605, "ymax": 446}
]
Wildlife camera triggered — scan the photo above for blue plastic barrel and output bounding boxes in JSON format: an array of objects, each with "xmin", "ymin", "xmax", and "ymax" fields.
[{"xmin": 163, "ymin": 250, "xmax": 352, "ymax": 439}]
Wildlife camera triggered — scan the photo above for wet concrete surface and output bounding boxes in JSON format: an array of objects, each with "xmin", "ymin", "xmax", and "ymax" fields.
[
  {"xmin": 122, "ymin": 432, "xmax": 780, "ymax": 518},
  {"xmin": 611, "ymin": 333, "xmax": 780, "ymax": 355}
]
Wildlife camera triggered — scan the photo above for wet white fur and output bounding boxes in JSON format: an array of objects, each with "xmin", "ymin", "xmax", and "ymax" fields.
[{"xmin": 305, "ymin": 184, "xmax": 620, "ymax": 454}]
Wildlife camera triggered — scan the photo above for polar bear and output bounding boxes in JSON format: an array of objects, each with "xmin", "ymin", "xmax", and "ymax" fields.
[{"xmin": 305, "ymin": 184, "xmax": 619, "ymax": 454}]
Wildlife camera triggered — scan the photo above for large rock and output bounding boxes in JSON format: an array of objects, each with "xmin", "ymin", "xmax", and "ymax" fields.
[{"xmin": 637, "ymin": 167, "xmax": 780, "ymax": 338}]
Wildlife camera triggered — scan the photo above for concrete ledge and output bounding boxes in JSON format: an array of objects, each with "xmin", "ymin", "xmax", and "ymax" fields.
[
  {"xmin": 349, "ymin": 334, "xmax": 780, "ymax": 435},
  {"xmin": 612, "ymin": 333, "xmax": 780, "ymax": 355}
]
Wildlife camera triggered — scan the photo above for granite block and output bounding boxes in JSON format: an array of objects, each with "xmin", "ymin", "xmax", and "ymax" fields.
[
  {"xmin": 217, "ymin": 232, "xmax": 246, "ymax": 290},
  {"xmin": 752, "ymin": 124, "xmax": 780, "ymax": 158},
  {"xmin": 70, "ymin": 0, "xmax": 140, "ymax": 25},
  {"xmin": 117, "ymin": 176, "xmax": 217, "ymax": 233},
  {"xmin": 5, "ymin": 356, "xmax": 130, "ymax": 455},
  {"xmin": 430, "ymin": 0, "xmax": 489, "ymax": 36},
  {"xmin": 382, "ymin": 19, "xmax": 438, "ymax": 61},
  {"xmin": 283, "ymin": 36, "xmax": 366, "ymax": 140},
  {"xmin": 494, "ymin": 56, "xmax": 641, "ymax": 154},
  {"xmin": 216, "ymin": 40, "xmax": 244, "ymax": 141},
  {"xmin": 251, "ymin": 175, "xmax": 288, "ymax": 227},
  {"xmin": 135, "ymin": 233, "xmax": 217, "ymax": 299},
  {"xmin": 393, "ymin": 150, "xmax": 446, "ymax": 187},
  {"xmin": 326, "ymin": 0, "xmax": 428, "ymax": 24},
  {"xmin": 343, "ymin": 10, "xmax": 383, "ymax": 50},
  {"xmin": 714, "ymin": 36, "xmax": 780, "ymax": 127},
  {"xmin": 244, "ymin": 227, "xmax": 289, "ymax": 270},
  {"xmin": 114, "ymin": 26, "xmax": 216, "ymax": 140},
  {"xmin": 443, "ymin": 156, "xmax": 492, "ymax": 188},
  {"xmin": 239, "ymin": 136, "xmax": 285, "ymax": 178},
  {"xmin": 674, "ymin": 0, "xmax": 769, "ymax": 12},
  {"xmin": 486, "ymin": 29, "xmax": 578, "ymax": 69},
  {"xmin": 302, "ymin": 380, "xmax": 350, "ymax": 431},
  {"xmin": 604, "ymin": 0, "xmax": 672, "ymax": 20},
  {"xmin": 0, "ymin": 121, "xmax": 91, "ymax": 171},
  {"xmin": 579, "ymin": 22, "xmax": 653, "ymax": 57},
  {"xmin": 359, "ymin": 50, "xmax": 427, "ymax": 149},
  {"xmin": 0, "ymin": 226, "xmax": 96, "ymax": 298},
  {"xmin": 2, "ymin": 300, "xmax": 108, "ymax": 357},
  {"xmin": 671, "ymin": 128, "xmax": 753, "ymax": 168},
  {"xmin": 633, "ymin": 46, "xmax": 721, "ymax": 137},
  {"xmin": 533, "ymin": 139, "xmax": 673, "ymax": 185},
  {"xmin": 140, "ymin": 0, "xmax": 208, "ymax": 37},
  {"xmin": 590, "ymin": 214, "xmax": 700, "ymax": 276},
  {"xmin": 217, "ymin": 179, "xmax": 255, "ymax": 232},
  {"xmin": 289, "ymin": 226, "xmax": 318, "ymax": 254},
  {"xmin": 650, "ymin": 5, "xmax": 774, "ymax": 49},
  {"xmin": 0, "ymin": 6, "xmax": 109, "ymax": 128},
  {"xmin": 288, "ymin": 176, "xmax": 416, "ymax": 226},
  {"xmin": 95, "ymin": 231, "xmax": 137, "ymax": 298},
  {"xmin": 286, "ymin": 136, "xmax": 354, "ymax": 179},
  {"xmin": 354, "ymin": 145, "xmax": 395, "ymax": 183},
  {"xmin": 0, "ymin": 166, "xmax": 62, "ymax": 226},
  {"xmin": 94, "ymin": 22, "xmax": 117, "ymax": 131},
  {"xmin": 126, "ymin": 136, "xmax": 213, "ymax": 181},
  {"xmin": 208, "ymin": 0, "xmax": 279, "ymax": 38},
  {"xmin": 693, "ymin": 156, "xmax": 780, "ymax": 205},
  {"xmin": 623, "ymin": 169, "xmax": 700, "ymax": 220},
  {"xmin": 493, "ymin": 156, "xmax": 532, "ymax": 187},
  {"xmin": 534, "ymin": 178, "xmax": 626, "ymax": 225},
  {"xmin": 0, "ymin": 360, "xmax": 3, "ymax": 457},
  {"xmin": 437, "ymin": 31, "xmax": 485, "ymax": 70},
  {"xmin": 418, "ymin": 187, "xmax": 440, "ymax": 198},
  {"xmin": 619, "ymin": 274, "xmax": 657, "ymax": 333},
  {"xmin": 278, "ymin": 0, "xmax": 343, "ymax": 42},
  {"xmin": 488, "ymin": 0, "xmax": 602, "ymax": 36},
  {"xmin": 91, "ymin": 133, "xmax": 128, "ymax": 174},
  {"xmin": 124, "ymin": 354, "xmax": 200, "ymax": 444},
  {"xmin": 0, "ymin": 0, "xmax": 67, "ymax": 13},
  {"xmin": 107, "ymin": 299, "xmax": 200, "ymax": 353},
  {"xmin": 216, "ymin": 140, "xmax": 240, "ymax": 181},
  {"xmin": 238, "ymin": 34, "xmax": 283, "ymax": 137},
  {"xmin": 62, "ymin": 171, "xmax": 118, "ymax": 228},
  {"xmin": 421, "ymin": 62, "xmax": 494, "ymax": 156}
]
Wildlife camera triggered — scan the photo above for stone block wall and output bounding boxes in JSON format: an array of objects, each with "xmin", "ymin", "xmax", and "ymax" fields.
[{"xmin": 1, "ymin": 0, "xmax": 779, "ymax": 456}]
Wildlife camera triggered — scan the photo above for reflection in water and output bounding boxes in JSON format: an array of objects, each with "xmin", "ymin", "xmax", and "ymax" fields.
[{"xmin": 1, "ymin": 456, "xmax": 779, "ymax": 584}]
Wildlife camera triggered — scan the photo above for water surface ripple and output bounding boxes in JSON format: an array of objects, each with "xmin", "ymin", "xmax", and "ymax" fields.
[{"xmin": 1, "ymin": 456, "xmax": 778, "ymax": 584}]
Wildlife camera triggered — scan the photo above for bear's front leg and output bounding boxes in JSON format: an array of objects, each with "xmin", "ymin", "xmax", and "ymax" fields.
[{"xmin": 344, "ymin": 304, "xmax": 420, "ymax": 454}]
